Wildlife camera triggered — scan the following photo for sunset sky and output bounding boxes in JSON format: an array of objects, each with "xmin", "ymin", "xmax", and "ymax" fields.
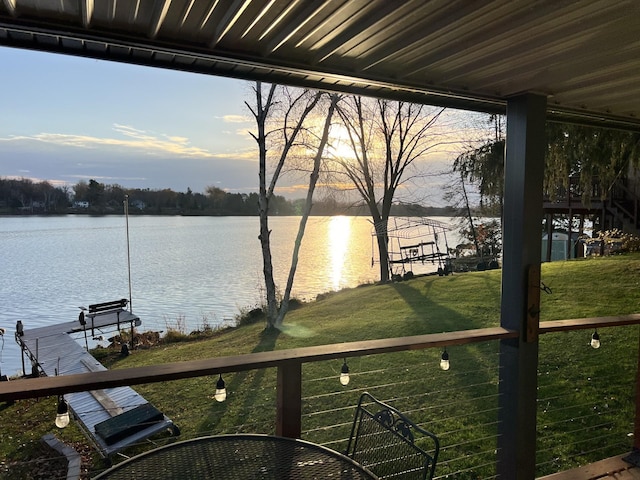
[{"xmin": 1, "ymin": 46, "xmax": 487, "ymax": 204}]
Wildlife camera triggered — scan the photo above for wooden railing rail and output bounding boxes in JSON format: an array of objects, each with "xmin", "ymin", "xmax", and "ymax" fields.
[
  {"xmin": 0, "ymin": 327, "xmax": 517, "ymax": 402},
  {"xmin": 539, "ymin": 314, "xmax": 640, "ymax": 334}
]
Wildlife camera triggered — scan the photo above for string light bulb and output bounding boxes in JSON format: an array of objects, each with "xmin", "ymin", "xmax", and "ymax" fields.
[
  {"xmin": 214, "ymin": 374, "xmax": 227, "ymax": 402},
  {"xmin": 590, "ymin": 330, "xmax": 601, "ymax": 349},
  {"xmin": 55, "ymin": 395, "xmax": 70, "ymax": 428},
  {"xmin": 340, "ymin": 359, "xmax": 350, "ymax": 386},
  {"xmin": 440, "ymin": 348, "xmax": 450, "ymax": 371}
]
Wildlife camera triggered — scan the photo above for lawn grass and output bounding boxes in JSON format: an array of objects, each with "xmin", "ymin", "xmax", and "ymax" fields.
[{"xmin": 1, "ymin": 254, "xmax": 640, "ymax": 478}]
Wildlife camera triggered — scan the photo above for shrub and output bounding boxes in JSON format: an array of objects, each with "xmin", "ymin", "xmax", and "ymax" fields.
[
  {"xmin": 583, "ymin": 229, "xmax": 640, "ymax": 255},
  {"xmin": 236, "ymin": 306, "xmax": 265, "ymax": 326}
]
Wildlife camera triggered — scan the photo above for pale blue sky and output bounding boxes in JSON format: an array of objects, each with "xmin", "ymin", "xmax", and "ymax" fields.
[{"xmin": 1, "ymin": 46, "xmax": 262, "ymax": 195}]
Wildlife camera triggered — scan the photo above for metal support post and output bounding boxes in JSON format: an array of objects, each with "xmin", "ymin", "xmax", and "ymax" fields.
[{"xmin": 497, "ymin": 93, "xmax": 547, "ymax": 479}]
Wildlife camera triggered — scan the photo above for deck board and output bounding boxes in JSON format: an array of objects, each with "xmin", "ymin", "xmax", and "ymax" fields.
[{"xmin": 538, "ymin": 454, "xmax": 640, "ymax": 479}]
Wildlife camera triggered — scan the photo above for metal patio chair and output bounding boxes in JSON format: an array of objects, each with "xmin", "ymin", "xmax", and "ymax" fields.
[{"xmin": 345, "ymin": 392, "xmax": 440, "ymax": 480}]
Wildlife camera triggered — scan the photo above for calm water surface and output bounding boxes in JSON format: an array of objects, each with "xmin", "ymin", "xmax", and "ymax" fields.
[{"xmin": 0, "ymin": 215, "xmax": 457, "ymax": 375}]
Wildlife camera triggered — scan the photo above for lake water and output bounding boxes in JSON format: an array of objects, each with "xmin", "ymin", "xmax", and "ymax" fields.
[{"xmin": 0, "ymin": 215, "xmax": 460, "ymax": 376}]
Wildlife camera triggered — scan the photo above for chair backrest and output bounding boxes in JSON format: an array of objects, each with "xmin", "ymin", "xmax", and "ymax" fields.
[{"xmin": 345, "ymin": 392, "xmax": 440, "ymax": 480}]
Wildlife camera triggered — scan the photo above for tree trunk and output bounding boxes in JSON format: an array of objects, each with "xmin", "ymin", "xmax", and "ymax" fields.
[
  {"xmin": 275, "ymin": 96, "xmax": 339, "ymax": 326},
  {"xmin": 376, "ymin": 229, "xmax": 391, "ymax": 281},
  {"xmin": 460, "ymin": 174, "xmax": 482, "ymax": 258},
  {"xmin": 371, "ymin": 212, "xmax": 390, "ymax": 282},
  {"xmin": 254, "ymin": 83, "xmax": 279, "ymax": 328},
  {"xmin": 259, "ymin": 197, "xmax": 278, "ymax": 327},
  {"xmin": 249, "ymin": 83, "xmax": 325, "ymax": 328}
]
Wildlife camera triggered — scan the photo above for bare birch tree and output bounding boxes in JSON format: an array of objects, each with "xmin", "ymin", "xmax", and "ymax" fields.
[{"xmin": 246, "ymin": 82, "xmax": 337, "ymax": 328}]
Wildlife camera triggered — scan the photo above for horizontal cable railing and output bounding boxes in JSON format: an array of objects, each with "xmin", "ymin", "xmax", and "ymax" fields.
[
  {"xmin": 300, "ymin": 343, "xmax": 503, "ymax": 479},
  {"xmin": 535, "ymin": 325, "xmax": 638, "ymax": 477}
]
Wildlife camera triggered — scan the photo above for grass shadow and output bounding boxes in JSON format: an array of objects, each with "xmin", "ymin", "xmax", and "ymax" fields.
[
  {"xmin": 197, "ymin": 326, "xmax": 282, "ymax": 435},
  {"xmin": 387, "ymin": 275, "xmax": 504, "ymax": 478}
]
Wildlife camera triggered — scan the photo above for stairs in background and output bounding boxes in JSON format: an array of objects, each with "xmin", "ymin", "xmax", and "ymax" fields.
[{"xmin": 605, "ymin": 179, "xmax": 640, "ymax": 235}]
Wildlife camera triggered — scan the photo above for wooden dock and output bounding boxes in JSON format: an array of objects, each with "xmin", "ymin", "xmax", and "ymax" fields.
[
  {"xmin": 15, "ymin": 303, "xmax": 178, "ymax": 457},
  {"xmin": 16, "ymin": 306, "xmax": 140, "ymax": 377}
]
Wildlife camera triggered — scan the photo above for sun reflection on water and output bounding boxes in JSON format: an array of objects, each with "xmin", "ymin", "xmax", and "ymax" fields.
[{"xmin": 329, "ymin": 216, "xmax": 352, "ymax": 291}]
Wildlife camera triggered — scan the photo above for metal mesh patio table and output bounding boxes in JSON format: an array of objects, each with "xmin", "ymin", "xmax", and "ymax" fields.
[{"xmin": 94, "ymin": 434, "xmax": 378, "ymax": 479}]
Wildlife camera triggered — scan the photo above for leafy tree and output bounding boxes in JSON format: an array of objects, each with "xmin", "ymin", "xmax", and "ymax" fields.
[
  {"xmin": 73, "ymin": 180, "xmax": 89, "ymax": 202},
  {"xmin": 453, "ymin": 115, "xmax": 505, "ymax": 213},
  {"xmin": 444, "ymin": 171, "xmax": 483, "ymax": 257},
  {"xmin": 205, "ymin": 186, "xmax": 227, "ymax": 213},
  {"xmin": 105, "ymin": 184, "xmax": 126, "ymax": 207},
  {"xmin": 2, "ymin": 177, "xmax": 297, "ymax": 216},
  {"xmin": 459, "ymin": 220, "xmax": 502, "ymax": 260},
  {"xmin": 86, "ymin": 179, "xmax": 105, "ymax": 206},
  {"xmin": 449, "ymin": 115, "xmax": 505, "ymax": 256},
  {"xmin": 453, "ymin": 118, "xmax": 640, "ymax": 261},
  {"xmin": 545, "ymin": 122, "xmax": 640, "ymax": 203}
]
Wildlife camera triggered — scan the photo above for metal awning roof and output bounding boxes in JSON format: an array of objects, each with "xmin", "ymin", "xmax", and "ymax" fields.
[{"xmin": 1, "ymin": 0, "xmax": 639, "ymax": 130}]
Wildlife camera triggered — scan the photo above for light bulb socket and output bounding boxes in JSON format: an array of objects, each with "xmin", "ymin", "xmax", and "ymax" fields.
[
  {"xmin": 340, "ymin": 360, "xmax": 350, "ymax": 386},
  {"xmin": 57, "ymin": 395, "xmax": 68, "ymax": 415},
  {"xmin": 341, "ymin": 361, "xmax": 349, "ymax": 375},
  {"xmin": 214, "ymin": 374, "xmax": 227, "ymax": 402},
  {"xmin": 55, "ymin": 395, "xmax": 70, "ymax": 428},
  {"xmin": 216, "ymin": 374, "xmax": 225, "ymax": 390}
]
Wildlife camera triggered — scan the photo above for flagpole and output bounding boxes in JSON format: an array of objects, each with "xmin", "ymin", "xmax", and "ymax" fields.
[{"xmin": 124, "ymin": 195, "xmax": 133, "ymax": 313}]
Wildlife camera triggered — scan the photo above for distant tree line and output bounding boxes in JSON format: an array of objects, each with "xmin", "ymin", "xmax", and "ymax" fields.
[
  {"xmin": 0, "ymin": 178, "xmax": 71, "ymax": 213},
  {"xmin": 0, "ymin": 177, "xmax": 452, "ymax": 217},
  {"xmin": 0, "ymin": 178, "xmax": 291, "ymax": 215}
]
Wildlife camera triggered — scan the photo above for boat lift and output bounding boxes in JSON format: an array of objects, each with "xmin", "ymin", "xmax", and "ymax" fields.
[{"xmin": 372, "ymin": 217, "xmax": 453, "ymax": 278}]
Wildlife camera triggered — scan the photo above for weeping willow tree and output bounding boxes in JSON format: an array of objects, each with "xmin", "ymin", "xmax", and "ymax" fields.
[
  {"xmin": 453, "ymin": 117, "xmax": 640, "ymax": 258},
  {"xmin": 455, "ymin": 118, "xmax": 640, "ymax": 211},
  {"xmin": 545, "ymin": 122, "xmax": 640, "ymax": 204},
  {"xmin": 450, "ymin": 115, "xmax": 504, "ymax": 258},
  {"xmin": 453, "ymin": 138, "xmax": 505, "ymax": 213}
]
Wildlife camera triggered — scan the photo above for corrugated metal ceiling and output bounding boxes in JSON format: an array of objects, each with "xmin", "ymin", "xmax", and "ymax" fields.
[{"xmin": 1, "ymin": 0, "xmax": 639, "ymax": 129}]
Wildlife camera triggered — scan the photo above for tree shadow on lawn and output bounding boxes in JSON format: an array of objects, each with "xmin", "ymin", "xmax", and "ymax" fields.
[
  {"xmin": 390, "ymin": 272, "xmax": 502, "ymax": 335},
  {"xmin": 198, "ymin": 326, "xmax": 282, "ymax": 435},
  {"xmin": 389, "ymin": 277, "xmax": 504, "ymax": 477}
]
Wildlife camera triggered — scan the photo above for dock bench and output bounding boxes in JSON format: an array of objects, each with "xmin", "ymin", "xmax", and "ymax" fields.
[
  {"xmin": 88, "ymin": 299, "xmax": 129, "ymax": 314},
  {"xmin": 85, "ymin": 299, "xmax": 131, "ymax": 337}
]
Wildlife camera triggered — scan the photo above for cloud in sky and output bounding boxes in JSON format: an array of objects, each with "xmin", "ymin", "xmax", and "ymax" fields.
[
  {"xmin": 0, "ymin": 47, "xmax": 270, "ymax": 194},
  {"xmin": 0, "ymin": 123, "xmax": 263, "ymax": 194},
  {"xmin": 1, "ymin": 123, "xmax": 242, "ymax": 158},
  {"xmin": 221, "ymin": 114, "xmax": 251, "ymax": 123}
]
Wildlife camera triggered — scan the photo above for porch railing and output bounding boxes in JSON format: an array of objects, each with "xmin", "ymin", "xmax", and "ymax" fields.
[{"xmin": 1, "ymin": 315, "xmax": 639, "ymax": 478}]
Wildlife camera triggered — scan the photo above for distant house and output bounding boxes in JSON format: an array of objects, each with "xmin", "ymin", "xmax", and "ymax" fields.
[
  {"xmin": 73, "ymin": 201, "xmax": 89, "ymax": 209},
  {"xmin": 131, "ymin": 199, "xmax": 146, "ymax": 210}
]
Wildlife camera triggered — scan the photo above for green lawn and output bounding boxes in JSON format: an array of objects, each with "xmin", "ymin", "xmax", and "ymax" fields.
[{"xmin": 2, "ymin": 254, "xmax": 640, "ymax": 479}]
